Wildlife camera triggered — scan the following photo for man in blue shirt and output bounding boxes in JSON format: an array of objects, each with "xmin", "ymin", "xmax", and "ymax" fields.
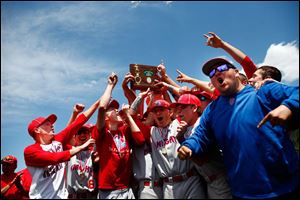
[{"xmin": 177, "ymin": 57, "xmax": 299, "ymax": 199}]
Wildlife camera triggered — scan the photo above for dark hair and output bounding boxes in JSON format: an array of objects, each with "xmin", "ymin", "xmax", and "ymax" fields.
[
  {"xmin": 238, "ymin": 73, "xmax": 248, "ymax": 84},
  {"xmin": 258, "ymin": 65, "xmax": 282, "ymax": 82}
]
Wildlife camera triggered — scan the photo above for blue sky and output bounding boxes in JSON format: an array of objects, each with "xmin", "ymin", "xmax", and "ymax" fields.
[{"xmin": 1, "ymin": 1, "xmax": 299, "ymax": 171}]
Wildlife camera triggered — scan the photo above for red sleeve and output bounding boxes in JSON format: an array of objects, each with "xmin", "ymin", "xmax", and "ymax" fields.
[
  {"xmin": 18, "ymin": 168, "xmax": 32, "ymax": 193},
  {"xmin": 54, "ymin": 114, "xmax": 88, "ymax": 146},
  {"xmin": 241, "ymin": 56, "xmax": 257, "ymax": 79},
  {"xmin": 213, "ymin": 88, "xmax": 221, "ymax": 97},
  {"xmin": 64, "ymin": 144, "xmax": 73, "ymax": 150},
  {"xmin": 129, "ymin": 128, "xmax": 145, "ymax": 146},
  {"xmin": 134, "ymin": 119, "xmax": 151, "ymax": 143},
  {"xmin": 24, "ymin": 144, "xmax": 71, "ymax": 167}
]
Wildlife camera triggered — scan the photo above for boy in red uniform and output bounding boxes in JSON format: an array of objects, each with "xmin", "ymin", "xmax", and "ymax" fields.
[
  {"xmin": 94, "ymin": 72, "xmax": 145, "ymax": 199},
  {"xmin": 1, "ymin": 155, "xmax": 31, "ymax": 199}
]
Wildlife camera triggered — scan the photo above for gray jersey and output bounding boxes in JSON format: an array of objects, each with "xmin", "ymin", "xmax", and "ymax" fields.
[
  {"xmin": 150, "ymin": 119, "xmax": 194, "ymax": 177},
  {"xmin": 132, "ymin": 142, "xmax": 163, "ymax": 199},
  {"xmin": 67, "ymin": 149, "xmax": 96, "ymax": 194},
  {"xmin": 150, "ymin": 119, "xmax": 206, "ymax": 199},
  {"xmin": 132, "ymin": 142, "xmax": 159, "ymax": 181}
]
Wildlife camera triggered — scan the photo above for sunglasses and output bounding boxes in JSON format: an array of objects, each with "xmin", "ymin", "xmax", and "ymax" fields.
[{"xmin": 209, "ymin": 64, "xmax": 234, "ymax": 78}]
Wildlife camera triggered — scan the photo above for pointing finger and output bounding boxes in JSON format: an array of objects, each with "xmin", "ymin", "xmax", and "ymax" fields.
[
  {"xmin": 208, "ymin": 32, "xmax": 216, "ymax": 36},
  {"xmin": 257, "ymin": 113, "xmax": 270, "ymax": 128},
  {"xmin": 176, "ymin": 69, "xmax": 183, "ymax": 74}
]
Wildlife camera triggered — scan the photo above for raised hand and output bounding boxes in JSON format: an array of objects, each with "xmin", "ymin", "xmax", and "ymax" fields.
[
  {"xmin": 176, "ymin": 69, "xmax": 192, "ymax": 83},
  {"xmin": 138, "ymin": 88, "xmax": 152, "ymax": 98},
  {"xmin": 157, "ymin": 63, "xmax": 166, "ymax": 77},
  {"xmin": 74, "ymin": 103, "xmax": 85, "ymax": 113},
  {"xmin": 80, "ymin": 138, "xmax": 96, "ymax": 151},
  {"xmin": 154, "ymin": 81, "xmax": 169, "ymax": 92},
  {"xmin": 108, "ymin": 72, "xmax": 118, "ymax": 86},
  {"xmin": 203, "ymin": 32, "xmax": 224, "ymax": 48},
  {"xmin": 121, "ymin": 103, "xmax": 131, "ymax": 116},
  {"xmin": 122, "ymin": 72, "xmax": 134, "ymax": 88}
]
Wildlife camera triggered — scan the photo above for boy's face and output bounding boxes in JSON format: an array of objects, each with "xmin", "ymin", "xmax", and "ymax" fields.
[
  {"xmin": 75, "ymin": 129, "xmax": 90, "ymax": 145},
  {"xmin": 106, "ymin": 107, "xmax": 123, "ymax": 124},
  {"xmin": 2, "ymin": 162, "xmax": 17, "ymax": 174},
  {"xmin": 249, "ymin": 69, "xmax": 264, "ymax": 88},
  {"xmin": 151, "ymin": 107, "xmax": 171, "ymax": 128},
  {"xmin": 176, "ymin": 104, "xmax": 197, "ymax": 125},
  {"xmin": 36, "ymin": 120, "xmax": 55, "ymax": 141}
]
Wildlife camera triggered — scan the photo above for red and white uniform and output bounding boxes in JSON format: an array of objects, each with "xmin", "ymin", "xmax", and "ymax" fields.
[
  {"xmin": 24, "ymin": 114, "xmax": 87, "ymax": 199},
  {"xmin": 1, "ymin": 168, "xmax": 32, "ymax": 199},
  {"xmin": 94, "ymin": 124, "xmax": 144, "ymax": 198},
  {"xmin": 66, "ymin": 148, "xmax": 97, "ymax": 197},
  {"xmin": 150, "ymin": 119, "xmax": 206, "ymax": 199}
]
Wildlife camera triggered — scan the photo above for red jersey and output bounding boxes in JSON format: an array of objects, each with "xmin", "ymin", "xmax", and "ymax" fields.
[
  {"xmin": 1, "ymin": 168, "xmax": 31, "ymax": 199},
  {"xmin": 93, "ymin": 125, "xmax": 144, "ymax": 190}
]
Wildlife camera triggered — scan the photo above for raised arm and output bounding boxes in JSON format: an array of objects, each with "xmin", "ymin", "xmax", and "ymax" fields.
[
  {"xmin": 204, "ymin": 32, "xmax": 246, "ymax": 64},
  {"xmin": 203, "ymin": 32, "xmax": 257, "ymax": 78},
  {"xmin": 158, "ymin": 64, "xmax": 180, "ymax": 88},
  {"xmin": 122, "ymin": 72, "xmax": 137, "ymax": 105},
  {"xmin": 66, "ymin": 103, "xmax": 85, "ymax": 126},
  {"xmin": 176, "ymin": 69, "xmax": 214, "ymax": 94},
  {"xmin": 96, "ymin": 72, "xmax": 118, "ymax": 132},
  {"xmin": 130, "ymin": 88, "xmax": 151, "ymax": 116}
]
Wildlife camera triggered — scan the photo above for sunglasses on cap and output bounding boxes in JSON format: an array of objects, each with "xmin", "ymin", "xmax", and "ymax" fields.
[{"xmin": 209, "ymin": 64, "xmax": 234, "ymax": 78}]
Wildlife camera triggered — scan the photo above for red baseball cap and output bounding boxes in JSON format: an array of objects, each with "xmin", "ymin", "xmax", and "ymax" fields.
[
  {"xmin": 78, "ymin": 123, "xmax": 95, "ymax": 133},
  {"xmin": 149, "ymin": 99, "xmax": 170, "ymax": 112},
  {"xmin": 107, "ymin": 99, "xmax": 119, "ymax": 110},
  {"xmin": 28, "ymin": 114, "xmax": 57, "ymax": 137},
  {"xmin": 1, "ymin": 155, "xmax": 17, "ymax": 164},
  {"xmin": 170, "ymin": 93, "xmax": 201, "ymax": 108}
]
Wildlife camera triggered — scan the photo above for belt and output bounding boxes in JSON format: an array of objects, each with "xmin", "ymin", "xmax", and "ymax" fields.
[
  {"xmin": 163, "ymin": 169, "xmax": 195, "ymax": 183},
  {"xmin": 143, "ymin": 180, "xmax": 162, "ymax": 187}
]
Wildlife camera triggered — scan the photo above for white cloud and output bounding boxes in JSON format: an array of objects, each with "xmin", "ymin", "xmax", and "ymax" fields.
[
  {"xmin": 131, "ymin": 1, "xmax": 142, "ymax": 8},
  {"xmin": 257, "ymin": 42, "xmax": 299, "ymax": 86},
  {"xmin": 1, "ymin": 3, "xmax": 129, "ymax": 122},
  {"xmin": 130, "ymin": 1, "xmax": 173, "ymax": 8},
  {"xmin": 165, "ymin": 1, "xmax": 173, "ymax": 5}
]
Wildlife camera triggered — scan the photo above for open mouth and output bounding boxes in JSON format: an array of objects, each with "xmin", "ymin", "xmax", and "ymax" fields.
[
  {"xmin": 157, "ymin": 117, "xmax": 163, "ymax": 121},
  {"xmin": 217, "ymin": 77, "xmax": 224, "ymax": 84}
]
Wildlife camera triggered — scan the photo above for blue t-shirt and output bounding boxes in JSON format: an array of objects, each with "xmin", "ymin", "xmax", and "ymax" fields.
[{"xmin": 182, "ymin": 82, "xmax": 299, "ymax": 199}]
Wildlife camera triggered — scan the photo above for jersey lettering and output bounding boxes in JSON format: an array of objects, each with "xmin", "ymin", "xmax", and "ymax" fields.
[
  {"xmin": 43, "ymin": 163, "xmax": 63, "ymax": 178},
  {"xmin": 70, "ymin": 164, "xmax": 92, "ymax": 173},
  {"xmin": 155, "ymin": 136, "xmax": 176, "ymax": 148}
]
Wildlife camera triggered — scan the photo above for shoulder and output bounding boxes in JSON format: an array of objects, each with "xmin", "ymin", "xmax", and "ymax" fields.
[{"xmin": 24, "ymin": 143, "xmax": 41, "ymax": 153}]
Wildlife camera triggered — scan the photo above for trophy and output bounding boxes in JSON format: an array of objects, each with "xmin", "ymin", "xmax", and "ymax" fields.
[{"xmin": 129, "ymin": 64, "xmax": 161, "ymax": 91}]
